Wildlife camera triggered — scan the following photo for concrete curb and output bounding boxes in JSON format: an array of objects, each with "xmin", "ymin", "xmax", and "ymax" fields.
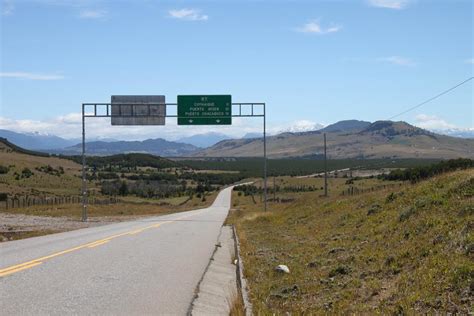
[
  {"xmin": 190, "ymin": 226, "xmax": 237, "ymax": 315},
  {"xmin": 232, "ymin": 225, "xmax": 253, "ymax": 316}
]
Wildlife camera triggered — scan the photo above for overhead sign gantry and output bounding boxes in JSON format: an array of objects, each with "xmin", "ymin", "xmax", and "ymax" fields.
[{"xmin": 81, "ymin": 95, "xmax": 267, "ymax": 221}]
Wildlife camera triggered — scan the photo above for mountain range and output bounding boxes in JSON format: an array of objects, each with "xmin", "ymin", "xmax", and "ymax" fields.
[
  {"xmin": 194, "ymin": 120, "xmax": 474, "ymax": 159},
  {"xmin": 1, "ymin": 120, "xmax": 473, "ymax": 159},
  {"xmin": 50, "ymin": 139, "xmax": 198, "ymax": 157},
  {"xmin": 0, "ymin": 129, "xmax": 80, "ymax": 150},
  {"xmin": 175, "ymin": 132, "xmax": 230, "ymax": 148}
]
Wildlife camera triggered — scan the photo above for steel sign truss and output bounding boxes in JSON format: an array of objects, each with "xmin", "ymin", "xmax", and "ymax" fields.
[{"xmin": 81, "ymin": 101, "xmax": 267, "ymax": 222}]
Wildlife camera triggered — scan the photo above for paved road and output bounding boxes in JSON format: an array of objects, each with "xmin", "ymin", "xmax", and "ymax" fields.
[{"xmin": 0, "ymin": 187, "xmax": 234, "ymax": 315}]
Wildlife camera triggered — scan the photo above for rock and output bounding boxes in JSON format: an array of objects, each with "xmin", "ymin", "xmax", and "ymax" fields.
[{"xmin": 275, "ymin": 264, "xmax": 290, "ymax": 273}]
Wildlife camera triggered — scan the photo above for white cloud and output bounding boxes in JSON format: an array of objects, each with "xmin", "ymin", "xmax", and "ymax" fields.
[
  {"xmin": 168, "ymin": 8, "xmax": 208, "ymax": 21},
  {"xmin": 466, "ymin": 58, "xmax": 474, "ymax": 64},
  {"xmin": 414, "ymin": 114, "xmax": 474, "ymax": 137},
  {"xmin": 0, "ymin": 113, "xmax": 326, "ymax": 142},
  {"xmin": 2, "ymin": 0, "xmax": 14, "ymax": 15},
  {"xmin": 79, "ymin": 9, "xmax": 107, "ymax": 19},
  {"xmin": 296, "ymin": 20, "xmax": 342, "ymax": 34},
  {"xmin": 279, "ymin": 120, "xmax": 325, "ymax": 133},
  {"xmin": 367, "ymin": 0, "xmax": 410, "ymax": 9},
  {"xmin": 414, "ymin": 114, "xmax": 456, "ymax": 130},
  {"xmin": 0, "ymin": 72, "xmax": 64, "ymax": 80},
  {"xmin": 378, "ymin": 56, "xmax": 416, "ymax": 66}
]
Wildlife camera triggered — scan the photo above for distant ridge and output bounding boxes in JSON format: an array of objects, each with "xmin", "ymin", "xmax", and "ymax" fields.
[
  {"xmin": 0, "ymin": 137, "xmax": 51, "ymax": 157},
  {"xmin": 320, "ymin": 120, "xmax": 371, "ymax": 133},
  {"xmin": 0, "ymin": 129, "xmax": 78, "ymax": 150},
  {"xmin": 53, "ymin": 138, "xmax": 199, "ymax": 157},
  {"xmin": 193, "ymin": 120, "xmax": 474, "ymax": 159},
  {"xmin": 176, "ymin": 132, "xmax": 231, "ymax": 148}
]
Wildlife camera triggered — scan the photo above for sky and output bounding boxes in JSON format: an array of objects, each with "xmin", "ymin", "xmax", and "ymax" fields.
[{"xmin": 0, "ymin": 0, "xmax": 473, "ymax": 141}]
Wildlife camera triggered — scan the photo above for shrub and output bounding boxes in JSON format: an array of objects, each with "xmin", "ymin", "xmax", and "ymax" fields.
[
  {"xmin": 399, "ymin": 206, "xmax": 417, "ymax": 222},
  {"xmin": 21, "ymin": 168, "xmax": 33, "ymax": 178},
  {"xmin": 385, "ymin": 192, "xmax": 396, "ymax": 203},
  {"xmin": 0, "ymin": 165, "xmax": 9, "ymax": 174},
  {"xmin": 329, "ymin": 265, "xmax": 350, "ymax": 277},
  {"xmin": 367, "ymin": 204, "xmax": 382, "ymax": 216},
  {"xmin": 383, "ymin": 158, "xmax": 474, "ymax": 183}
]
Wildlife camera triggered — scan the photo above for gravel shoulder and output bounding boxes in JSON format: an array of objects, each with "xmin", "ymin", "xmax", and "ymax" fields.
[{"xmin": 0, "ymin": 212, "xmax": 147, "ymax": 242}]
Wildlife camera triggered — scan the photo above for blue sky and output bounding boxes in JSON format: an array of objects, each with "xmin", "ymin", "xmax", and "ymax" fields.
[{"xmin": 1, "ymin": 0, "xmax": 473, "ymax": 140}]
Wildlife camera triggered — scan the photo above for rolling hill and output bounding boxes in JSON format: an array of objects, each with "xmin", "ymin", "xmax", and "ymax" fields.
[
  {"xmin": 0, "ymin": 137, "xmax": 83, "ymax": 197},
  {"xmin": 194, "ymin": 120, "xmax": 474, "ymax": 159}
]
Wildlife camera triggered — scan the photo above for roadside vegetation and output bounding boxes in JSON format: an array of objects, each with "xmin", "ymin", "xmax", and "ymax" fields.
[
  {"xmin": 381, "ymin": 158, "xmax": 473, "ymax": 182},
  {"xmin": 0, "ymin": 140, "xmax": 234, "ymax": 241},
  {"xmin": 228, "ymin": 167, "xmax": 473, "ymax": 314},
  {"xmin": 182, "ymin": 158, "xmax": 440, "ymax": 177}
]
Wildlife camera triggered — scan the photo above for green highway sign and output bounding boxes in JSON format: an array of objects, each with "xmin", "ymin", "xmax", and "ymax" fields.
[{"xmin": 178, "ymin": 95, "xmax": 232, "ymax": 125}]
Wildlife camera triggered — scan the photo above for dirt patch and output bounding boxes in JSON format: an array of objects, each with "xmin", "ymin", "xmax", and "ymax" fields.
[{"xmin": 0, "ymin": 212, "xmax": 146, "ymax": 242}]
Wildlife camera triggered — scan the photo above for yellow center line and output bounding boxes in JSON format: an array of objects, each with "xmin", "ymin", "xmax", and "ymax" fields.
[
  {"xmin": 87, "ymin": 240, "xmax": 110, "ymax": 248},
  {"xmin": 0, "ymin": 212, "xmax": 206, "ymax": 278},
  {"xmin": 0, "ymin": 262, "xmax": 43, "ymax": 277}
]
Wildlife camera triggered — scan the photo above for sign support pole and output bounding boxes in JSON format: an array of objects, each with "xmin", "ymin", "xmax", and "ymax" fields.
[
  {"xmin": 81, "ymin": 104, "xmax": 88, "ymax": 222},
  {"xmin": 263, "ymin": 102, "xmax": 267, "ymax": 212}
]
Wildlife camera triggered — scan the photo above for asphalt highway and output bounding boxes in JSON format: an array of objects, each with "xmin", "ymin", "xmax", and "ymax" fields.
[{"xmin": 0, "ymin": 186, "xmax": 234, "ymax": 315}]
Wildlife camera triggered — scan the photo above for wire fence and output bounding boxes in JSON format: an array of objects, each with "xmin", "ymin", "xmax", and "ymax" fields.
[
  {"xmin": 1, "ymin": 196, "xmax": 120, "ymax": 210},
  {"xmin": 341, "ymin": 183, "xmax": 403, "ymax": 196}
]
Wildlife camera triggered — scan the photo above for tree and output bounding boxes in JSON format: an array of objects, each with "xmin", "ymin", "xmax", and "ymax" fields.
[{"xmin": 119, "ymin": 181, "xmax": 129, "ymax": 196}]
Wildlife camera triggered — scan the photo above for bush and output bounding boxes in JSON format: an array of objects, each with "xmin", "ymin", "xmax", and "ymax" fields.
[
  {"xmin": 399, "ymin": 206, "xmax": 417, "ymax": 222},
  {"xmin": 385, "ymin": 192, "xmax": 396, "ymax": 203},
  {"xmin": 0, "ymin": 165, "xmax": 9, "ymax": 174},
  {"xmin": 329, "ymin": 265, "xmax": 350, "ymax": 277},
  {"xmin": 367, "ymin": 204, "xmax": 382, "ymax": 216},
  {"xmin": 0, "ymin": 193, "xmax": 8, "ymax": 201},
  {"xmin": 382, "ymin": 158, "xmax": 474, "ymax": 183},
  {"xmin": 35, "ymin": 165, "xmax": 64, "ymax": 176},
  {"xmin": 21, "ymin": 168, "xmax": 33, "ymax": 178}
]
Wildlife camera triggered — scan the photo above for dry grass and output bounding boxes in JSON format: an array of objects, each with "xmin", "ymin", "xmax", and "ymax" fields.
[
  {"xmin": 0, "ymin": 150, "xmax": 83, "ymax": 196},
  {"xmin": 1, "ymin": 191, "xmax": 218, "ymax": 219},
  {"xmin": 0, "ymin": 229, "xmax": 60, "ymax": 242},
  {"xmin": 229, "ymin": 288, "xmax": 246, "ymax": 316},
  {"xmin": 228, "ymin": 170, "xmax": 474, "ymax": 314}
]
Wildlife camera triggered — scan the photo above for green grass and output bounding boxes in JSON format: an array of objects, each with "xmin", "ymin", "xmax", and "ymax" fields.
[
  {"xmin": 228, "ymin": 170, "xmax": 473, "ymax": 314},
  {"xmin": 180, "ymin": 158, "xmax": 441, "ymax": 177}
]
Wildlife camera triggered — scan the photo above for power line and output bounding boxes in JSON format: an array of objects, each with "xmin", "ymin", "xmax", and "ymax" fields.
[{"xmin": 387, "ymin": 76, "xmax": 473, "ymax": 120}]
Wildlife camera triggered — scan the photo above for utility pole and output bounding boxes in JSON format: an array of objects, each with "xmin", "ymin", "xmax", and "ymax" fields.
[{"xmin": 324, "ymin": 133, "xmax": 328, "ymax": 197}]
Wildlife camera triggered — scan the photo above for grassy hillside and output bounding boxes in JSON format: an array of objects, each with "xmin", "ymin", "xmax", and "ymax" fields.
[
  {"xmin": 228, "ymin": 169, "xmax": 473, "ymax": 314},
  {"xmin": 0, "ymin": 138, "xmax": 83, "ymax": 196},
  {"xmin": 195, "ymin": 121, "xmax": 474, "ymax": 159}
]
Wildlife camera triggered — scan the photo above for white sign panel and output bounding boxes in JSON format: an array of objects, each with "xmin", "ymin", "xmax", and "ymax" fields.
[{"xmin": 111, "ymin": 95, "xmax": 166, "ymax": 125}]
